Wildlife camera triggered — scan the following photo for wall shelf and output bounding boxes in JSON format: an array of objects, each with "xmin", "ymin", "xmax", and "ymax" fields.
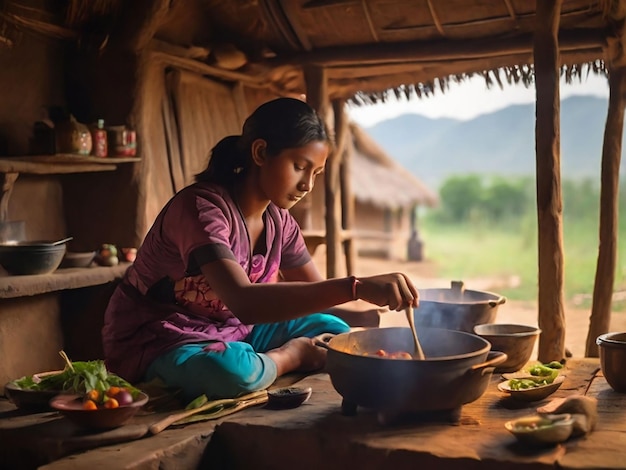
[
  {"xmin": 0, "ymin": 154, "xmax": 141, "ymax": 175},
  {"xmin": 0, "ymin": 263, "xmax": 130, "ymax": 299},
  {"xmin": 0, "ymin": 155, "xmax": 141, "ymax": 223}
]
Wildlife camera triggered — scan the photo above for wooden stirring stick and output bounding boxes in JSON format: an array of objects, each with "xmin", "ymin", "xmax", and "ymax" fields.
[{"xmin": 405, "ymin": 306, "xmax": 426, "ymax": 360}]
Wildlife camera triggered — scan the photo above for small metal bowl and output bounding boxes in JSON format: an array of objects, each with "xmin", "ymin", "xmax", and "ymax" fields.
[
  {"xmin": 596, "ymin": 332, "xmax": 626, "ymax": 393},
  {"xmin": 267, "ymin": 386, "xmax": 312, "ymax": 409}
]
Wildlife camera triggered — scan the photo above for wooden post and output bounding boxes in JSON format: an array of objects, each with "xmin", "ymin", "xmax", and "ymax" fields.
[
  {"xmin": 585, "ymin": 64, "xmax": 626, "ymax": 357},
  {"xmin": 340, "ymin": 118, "xmax": 357, "ymax": 276},
  {"xmin": 534, "ymin": 0, "xmax": 566, "ymax": 362},
  {"xmin": 325, "ymin": 98, "xmax": 348, "ymax": 278},
  {"xmin": 303, "ymin": 66, "xmax": 338, "ymax": 278}
]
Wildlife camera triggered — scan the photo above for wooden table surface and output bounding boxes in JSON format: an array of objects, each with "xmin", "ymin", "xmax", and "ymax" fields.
[{"xmin": 1, "ymin": 358, "xmax": 624, "ymax": 470}]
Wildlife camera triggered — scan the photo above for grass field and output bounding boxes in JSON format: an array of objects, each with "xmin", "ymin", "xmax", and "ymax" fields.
[{"xmin": 420, "ymin": 212, "xmax": 626, "ymax": 310}]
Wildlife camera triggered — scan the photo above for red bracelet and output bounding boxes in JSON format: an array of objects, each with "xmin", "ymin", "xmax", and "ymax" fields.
[{"xmin": 350, "ymin": 276, "xmax": 361, "ymax": 300}]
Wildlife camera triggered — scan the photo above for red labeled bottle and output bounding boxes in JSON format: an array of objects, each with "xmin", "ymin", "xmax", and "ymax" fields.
[{"xmin": 90, "ymin": 119, "xmax": 108, "ymax": 157}]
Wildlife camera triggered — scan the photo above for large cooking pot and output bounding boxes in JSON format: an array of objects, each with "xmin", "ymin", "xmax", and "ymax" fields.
[
  {"xmin": 414, "ymin": 281, "xmax": 506, "ymax": 333},
  {"xmin": 318, "ymin": 327, "xmax": 506, "ymax": 416}
]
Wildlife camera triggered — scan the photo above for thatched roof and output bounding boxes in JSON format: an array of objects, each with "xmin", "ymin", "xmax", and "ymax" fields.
[
  {"xmin": 2, "ymin": 0, "xmax": 616, "ymax": 104},
  {"xmin": 350, "ymin": 123, "xmax": 438, "ymax": 210}
]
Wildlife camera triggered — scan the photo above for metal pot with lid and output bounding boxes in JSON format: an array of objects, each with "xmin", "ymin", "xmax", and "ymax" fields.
[{"xmin": 413, "ymin": 280, "xmax": 506, "ymax": 333}]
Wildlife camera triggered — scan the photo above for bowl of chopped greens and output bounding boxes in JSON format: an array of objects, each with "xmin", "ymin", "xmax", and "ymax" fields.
[
  {"xmin": 4, "ymin": 351, "xmax": 142, "ymax": 411},
  {"xmin": 5, "ymin": 370, "xmax": 68, "ymax": 410},
  {"xmin": 497, "ymin": 362, "xmax": 566, "ymax": 402}
]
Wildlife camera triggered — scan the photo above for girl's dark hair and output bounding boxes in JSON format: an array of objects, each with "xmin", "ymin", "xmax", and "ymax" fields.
[{"xmin": 195, "ymin": 97, "xmax": 330, "ymax": 185}]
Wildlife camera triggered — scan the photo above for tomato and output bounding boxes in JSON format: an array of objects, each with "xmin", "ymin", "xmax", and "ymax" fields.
[
  {"xmin": 104, "ymin": 398, "xmax": 119, "ymax": 409},
  {"xmin": 86, "ymin": 389, "xmax": 100, "ymax": 402},
  {"xmin": 105, "ymin": 386, "xmax": 122, "ymax": 398},
  {"xmin": 82, "ymin": 399, "xmax": 98, "ymax": 410}
]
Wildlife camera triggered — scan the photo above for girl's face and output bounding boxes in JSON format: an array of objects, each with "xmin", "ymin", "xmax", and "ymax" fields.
[{"xmin": 256, "ymin": 140, "xmax": 329, "ymax": 209}]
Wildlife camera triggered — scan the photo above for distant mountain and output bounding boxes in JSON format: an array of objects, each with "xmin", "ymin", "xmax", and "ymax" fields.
[{"xmin": 363, "ymin": 96, "xmax": 617, "ymax": 189}]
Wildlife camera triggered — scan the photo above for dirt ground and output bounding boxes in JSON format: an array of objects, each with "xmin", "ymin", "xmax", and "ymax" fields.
[{"xmin": 311, "ymin": 250, "xmax": 626, "ymax": 359}]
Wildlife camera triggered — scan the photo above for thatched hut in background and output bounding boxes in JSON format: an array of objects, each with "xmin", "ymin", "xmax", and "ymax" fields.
[
  {"xmin": 348, "ymin": 123, "xmax": 438, "ymax": 260},
  {"xmin": 295, "ymin": 122, "xmax": 438, "ymax": 266}
]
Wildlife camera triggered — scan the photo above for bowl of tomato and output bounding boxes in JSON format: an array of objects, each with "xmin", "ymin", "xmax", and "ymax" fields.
[{"xmin": 50, "ymin": 388, "xmax": 149, "ymax": 429}]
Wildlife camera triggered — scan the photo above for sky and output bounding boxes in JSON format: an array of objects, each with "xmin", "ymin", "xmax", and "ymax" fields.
[{"xmin": 347, "ymin": 73, "xmax": 610, "ymax": 127}]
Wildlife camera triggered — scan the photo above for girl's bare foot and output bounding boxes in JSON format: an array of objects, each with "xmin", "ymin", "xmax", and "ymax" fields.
[{"xmin": 266, "ymin": 337, "xmax": 327, "ymax": 376}]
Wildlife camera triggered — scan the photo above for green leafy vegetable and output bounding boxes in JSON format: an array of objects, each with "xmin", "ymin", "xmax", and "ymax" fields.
[
  {"xmin": 508, "ymin": 362, "xmax": 561, "ymax": 390},
  {"xmin": 10, "ymin": 350, "xmax": 140, "ymax": 398}
]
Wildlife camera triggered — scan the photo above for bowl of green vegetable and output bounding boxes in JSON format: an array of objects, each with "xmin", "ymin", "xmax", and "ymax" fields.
[
  {"xmin": 4, "ymin": 351, "xmax": 142, "ymax": 411},
  {"xmin": 4, "ymin": 370, "xmax": 68, "ymax": 410},
  {"xmin": 498, "ymin": 375, "xmax": 565, "ymax": 402},
  {"xmin": 498, "ymin": 362, "xmax": 566, "ymax": 402}
]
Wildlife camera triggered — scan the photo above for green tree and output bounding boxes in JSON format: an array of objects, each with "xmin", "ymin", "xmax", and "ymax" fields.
[
  {"xmin": 482, "ymin": 176, "xmax": 531, "ymax": 222},
  {"xmin": 437, "ymin": 175, "xmax": 483, "ymax": 222}
]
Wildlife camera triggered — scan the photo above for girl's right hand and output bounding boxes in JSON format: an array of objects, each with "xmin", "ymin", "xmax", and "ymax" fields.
[{"xmin": 356, "ymin": 273, "xmax": 419, "ymax": 311}]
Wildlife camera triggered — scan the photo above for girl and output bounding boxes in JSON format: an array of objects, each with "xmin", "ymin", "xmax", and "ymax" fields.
[{"xmin": 102, "ymin": 97, "xmax": 418, "ymax": 401}]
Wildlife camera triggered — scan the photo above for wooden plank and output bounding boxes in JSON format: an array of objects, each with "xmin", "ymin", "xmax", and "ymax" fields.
[
  {"xmin": 586, "ymin": 65, "xmax": 626, "ymax": 357},
  {"xmin": 534, "ymin": 0, "xmax": 566, "ymax": 363},
  {"xmin": 0, "ymin": 156, "xmax": 124, "ymax": 174},
  {"xmin": 0, "ymin": 263, "xmax": 129, "ymax": 299}
]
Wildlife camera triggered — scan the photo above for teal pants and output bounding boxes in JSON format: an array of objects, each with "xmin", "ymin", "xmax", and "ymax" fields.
[{"xmin": 144, "ymin": 313, "xmax": 349, "ymax": 401}]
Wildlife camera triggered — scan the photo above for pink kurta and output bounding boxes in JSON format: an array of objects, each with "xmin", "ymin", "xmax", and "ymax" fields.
[{"xmin": 102, "ymin": 182, "xmax": 311, "ymax": 382}]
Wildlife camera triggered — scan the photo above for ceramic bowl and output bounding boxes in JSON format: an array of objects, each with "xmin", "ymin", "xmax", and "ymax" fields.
[
  {"xmin": 473, "ymin": 323, "xmax": 541, "ymax": 372},
  {"xmin": 50, "ymin": 392, "xmax": 149, "ymax": 429},
  {"xmin": 4, "ymin": 370, "xmax": 67, "ymax": 410},
  {"xmin": 59, "ymin": 251, "xmax": 96, "ymax": 268},
  {"xmin": 596, "ymin": 332, "xmax": 626, "ymax": 393},
  {"xmin": 4, "ymin": 381, "xmax": 64, "ymax": 410},
  {"xmin": 497, "ymin": 375, "xmax": 565, "ymax": 402},
  {"xmin": 267, "ymin": 387, "xmax": 312, "ymax": 409},
  {"xmin": 505, "ymin": 413, "xmax": 574, "ymax": 445}
]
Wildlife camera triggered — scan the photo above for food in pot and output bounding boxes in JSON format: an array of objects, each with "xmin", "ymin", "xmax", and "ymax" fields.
[{"xmin": 364, "ymin": 349, "xmax": 413, "ymax": 360}]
